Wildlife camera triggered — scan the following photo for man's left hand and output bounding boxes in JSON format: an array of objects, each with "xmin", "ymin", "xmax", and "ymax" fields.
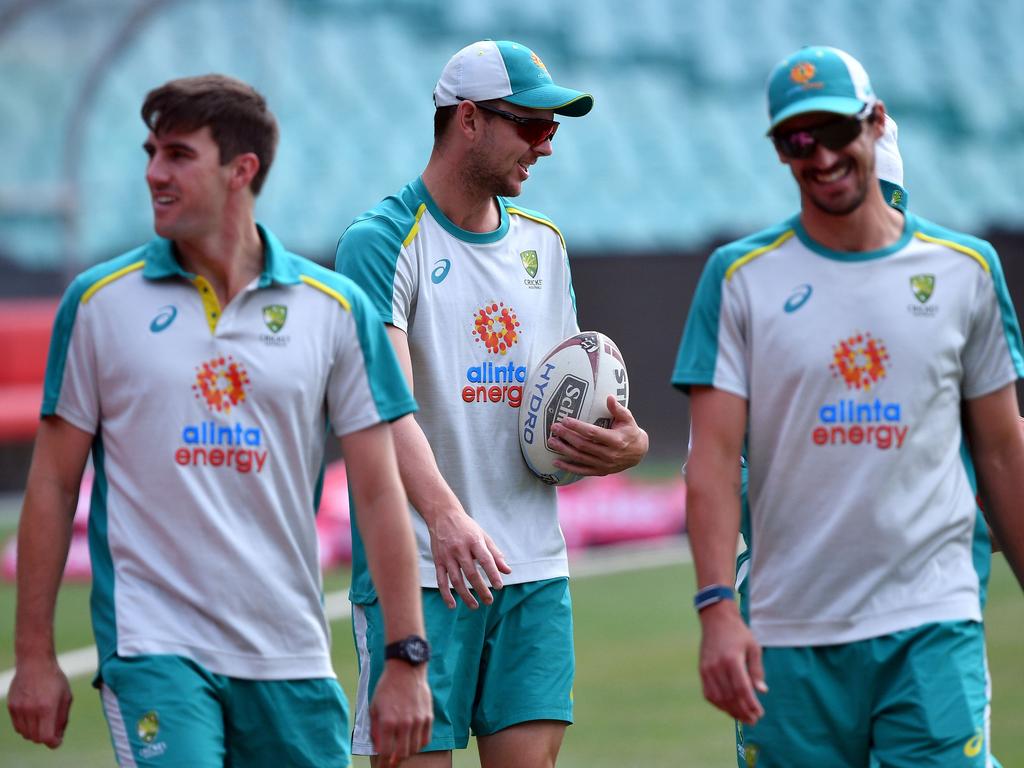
[{"xmin": 548, "ymin": 396, "xmax": 648, "ymax": 475}]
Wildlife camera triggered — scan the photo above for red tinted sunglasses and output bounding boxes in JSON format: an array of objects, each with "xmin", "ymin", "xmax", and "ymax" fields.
[
  {"xmin": 772, "ymin": 110, "xmax": 876, "ymax": 159},
  {"xmin": 460, "ymin": 99, "xmax": 559, "ymax": 147}
]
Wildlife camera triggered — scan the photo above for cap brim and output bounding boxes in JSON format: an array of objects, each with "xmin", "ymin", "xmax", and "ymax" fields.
[
  {"xmin": 505, "ymin": 84, "xmax": 594, "ymax": 117},
  {"xmin": 769, "ymin": 96, "xmax": 867, "ymax": 133}
]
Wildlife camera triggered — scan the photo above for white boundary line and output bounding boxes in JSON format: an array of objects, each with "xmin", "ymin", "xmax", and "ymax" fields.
[{"xmin": 0, "ymin": 537, "xmax": 691, "ymax": 700}]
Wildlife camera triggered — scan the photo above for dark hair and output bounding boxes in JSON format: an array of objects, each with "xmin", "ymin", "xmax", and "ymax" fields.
[
  {"xmin": 141, "ymin": 74, "xmax": 279, "ymax": 195},
  {"xmin": 433, "ymin": 105, "xmax": 458, "ymax": 145}
]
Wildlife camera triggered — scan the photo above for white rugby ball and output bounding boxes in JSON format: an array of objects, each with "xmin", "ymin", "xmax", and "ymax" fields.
[{"xmin": 518, "ymin": 331, "xmax": 629, "ymax": 486}]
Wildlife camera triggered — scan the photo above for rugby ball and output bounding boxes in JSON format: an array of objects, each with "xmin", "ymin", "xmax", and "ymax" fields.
[{"xmin": 518, "ymin": 331, "xmax": 629, "ymax": 486}]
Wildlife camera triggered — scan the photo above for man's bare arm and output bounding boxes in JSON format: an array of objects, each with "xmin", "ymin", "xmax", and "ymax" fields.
[
  {"xmin": 385, "ymin": 325, "xmax": 511, "ymax": 609},
  {"xmin": 8, "ymin": 416, "xmax": 93, "ymax": 748}
]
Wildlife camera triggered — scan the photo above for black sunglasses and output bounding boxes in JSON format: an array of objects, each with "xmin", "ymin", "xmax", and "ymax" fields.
[
  {"xmin": 772, "ymin": 110, "xmax": 876, "ymax": 160},
  {"xmin": 459, "ymin": 99, "xmax": 559, "ymax": 147}
]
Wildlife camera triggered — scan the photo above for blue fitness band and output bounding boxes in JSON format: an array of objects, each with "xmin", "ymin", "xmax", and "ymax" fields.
[{"xmin": 694, "ymin": 584, "xmax": 736, "ymax": 612}]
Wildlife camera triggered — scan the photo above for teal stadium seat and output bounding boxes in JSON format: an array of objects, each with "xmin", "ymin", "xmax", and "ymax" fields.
[{"xmin": 0, "ymin": 0, "xmax": 1021, "ymax": 268}]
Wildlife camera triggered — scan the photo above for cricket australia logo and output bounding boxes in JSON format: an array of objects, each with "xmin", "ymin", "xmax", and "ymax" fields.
[
  {"xmin": 910, "ymin": 274, "xmax": 934, "ymax": 303},
  {"xmin": 908, "ymin": 274, "xmax": 938, "ymax": 318},
  {"xmin": 260, "ymin": 304, "xmax": 291, "ymax": 346},
  {"xmin": 136, "ymin": 711, "xmax": 168, "ymax": 758},
  {"xmin": 262, "ymin": 304, "xmax": 287, "ymax": 333},
  {"xmin": 520, "ymin": 250, "xmax": 543, "ymax": 289},
  {"xmin": 137, "ymin": 711, "xmax": 159, "ymax": 744}
]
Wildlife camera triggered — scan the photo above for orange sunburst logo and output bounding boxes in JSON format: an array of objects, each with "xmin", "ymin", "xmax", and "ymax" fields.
[
  {"xmin": 192, "ymin": 356, "xmax": 251, "ymax": 413},
  {"xmin": 790, "ymin": 62, "xmax": 816, "ymax": 84},
  {"xmin": 829, "ymin": 332, "xmax": 889, "ymax": 391},
  {"xmin": 530, "ymin": 51, "xmax": 548, "ymax": 73},
  {"xmin": 472, "ymin": 302, "xmax": 521, "ymax": 354}
]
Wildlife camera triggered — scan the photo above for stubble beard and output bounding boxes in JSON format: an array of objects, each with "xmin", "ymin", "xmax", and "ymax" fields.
[
  {"xmin": 462, "ymin": 145, "xmax": 522, "ymax": 199},
  {"xmin": 802, "ymin": 161, "xmax": 871, "ymax": 217}
]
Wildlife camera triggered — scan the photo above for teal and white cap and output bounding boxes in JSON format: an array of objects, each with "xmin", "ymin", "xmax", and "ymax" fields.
[
  {"xmin": 767, "ymin": 46, "xmax": 876, "ymax": 131},
  {"xmin": 876, "ymin": 114, "xmax": 908, "ymax": 212},
  {"xmin": 433, "ymin": 40, "xmax": 593, "ymax": 117}
]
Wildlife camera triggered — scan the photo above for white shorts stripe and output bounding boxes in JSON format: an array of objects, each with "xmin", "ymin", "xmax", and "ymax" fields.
[
  {"xmin": 101, "ymin": 683, "xmax": 138, "ymax": 767},
  {"xmin": 351, "ymin": 604, "xmax": 377, "ymax": 756},
  {"xmin": 984, "ymin": 651, "xmax": 993, "ymax": 768}
]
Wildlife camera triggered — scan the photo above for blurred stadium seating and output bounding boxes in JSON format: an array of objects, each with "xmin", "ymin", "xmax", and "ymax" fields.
[{"xmin": 1, "ymin": 0, "xmax": 1022, "ymax": 274}]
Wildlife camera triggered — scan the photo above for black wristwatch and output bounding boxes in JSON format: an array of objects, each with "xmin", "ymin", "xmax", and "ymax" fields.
[{"xmin": 384, "ymin": 635, "xmax": 431, "ymax": 665}]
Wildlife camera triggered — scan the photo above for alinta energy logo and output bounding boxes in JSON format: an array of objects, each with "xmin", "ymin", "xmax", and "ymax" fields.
[
  {"xmin": 813, "ymin": 331, "xmax": 908, "ymax": 450},
  {"xmin": 175, "ymin": 355, "xmax": 268, "ymax": 474},
  {"xmin": 790, "ymin": 61, "xmax": 815, "ymax": 83},
  {"xmin": 789, "ymin": 61, "xmax": 824, "ymax": 91},
  {"xmin": 463, "ymin": 301, "xmax": 526, "ymax": 407}
]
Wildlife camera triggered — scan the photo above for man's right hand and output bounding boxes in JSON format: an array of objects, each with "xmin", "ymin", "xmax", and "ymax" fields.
[
  {"xmin": 428, "ymin": 510, "xmax": 512, "ymax": 609},
  {"xmin": 7, "ymin": 656, "xmax": 73, "ymax": 749},
  {"xmin": 697, "ymin": 601, "xmax": 768, "ymax": 725}
]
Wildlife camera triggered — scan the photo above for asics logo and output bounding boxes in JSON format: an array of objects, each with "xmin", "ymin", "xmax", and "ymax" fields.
[
  {"xmin": 431, "ymin": 259, "xmax": 451, "ymax": 284},
  {"xmin": 784, "ymin": 284, "xmax": 813, "ymax": 313},
  {"xmin": 150, "ymin": 305, "xmax": 178, "ymax": 333},
  {"xmin": 963, "ymin": 728, "xmax": 983, "ymax": 758}
]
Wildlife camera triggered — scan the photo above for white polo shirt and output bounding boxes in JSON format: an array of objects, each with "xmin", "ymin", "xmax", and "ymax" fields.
[
  {"xmin": 337, "ymin": 177, "xmax": 579, "ymax": 603},
  {"xmin": 673, "ymin": 213, "xmax": 1024, "ymax": 647},
  {"xmin": 44, "ymin": 225, "xmax": 415, "ymax": 679}
]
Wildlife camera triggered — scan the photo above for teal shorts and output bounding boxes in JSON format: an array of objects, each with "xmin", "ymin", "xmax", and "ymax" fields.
[
  {"xmin": 351, "ymin": 577, "xmax": 574, "ymax": 755},
  {"xmin": 98, "ymin": 654, "xmax": 350, "ymax": 767},
  {"xmin": 736, "ymin": 621, "xmax": 989, "ymax": 768}
]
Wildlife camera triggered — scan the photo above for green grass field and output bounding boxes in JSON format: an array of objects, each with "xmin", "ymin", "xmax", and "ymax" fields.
[{"xmin": 1, "ymin": 552, "xmax": 1021, "ymax": 767}]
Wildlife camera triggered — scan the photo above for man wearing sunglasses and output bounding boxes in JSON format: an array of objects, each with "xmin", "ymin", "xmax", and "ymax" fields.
[
  {"xmin": 336, "ymin": 40, "xmax": 648, "ymax": 766},
  {"xmin": 674, "ymin": 46, "xmax": 1024, "ymax": 767},
  {"xmin": 721, "ymin": 115, "xmax": 1003, "ymax": 768}
]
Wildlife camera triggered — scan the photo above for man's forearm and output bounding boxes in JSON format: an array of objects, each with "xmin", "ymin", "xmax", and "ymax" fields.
[
  {"xmin": 391, "ymin": 414, "xmax": 465, "ymax": 526},
  {"xmin": 980, "ymin": 470, "xmax": 1024, "ymax": 588},
  {"xmin": 686, "ymin": 475, "xmax": 743, "ymax": 590},
  {"xmin": 15, "ymin": 487, "xmax": 77, "ymax": 663},
  {"xmin": 358, "ymin": 482, "xmax": 426, "ymax": 640}
]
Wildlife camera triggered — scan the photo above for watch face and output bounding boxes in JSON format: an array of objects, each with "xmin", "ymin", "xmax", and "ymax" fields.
[
  {"xmin": 404, "ymin": 636, "xmax": 430, "ymax": 664},
  {"xmin": 388, "ymin": 635, "xmax": 431, "ymax": 664}
]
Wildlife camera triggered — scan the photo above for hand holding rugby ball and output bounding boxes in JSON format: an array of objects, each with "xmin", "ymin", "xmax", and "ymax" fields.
[{"xmin": 518, "ymin": 332, "xmax": 629, "ymax": 485}]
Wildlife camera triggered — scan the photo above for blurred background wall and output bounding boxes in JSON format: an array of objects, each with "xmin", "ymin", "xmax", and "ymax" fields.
[{"xmin": 1, "ymin": 0, "xmax": 1023, "ymax": 485}]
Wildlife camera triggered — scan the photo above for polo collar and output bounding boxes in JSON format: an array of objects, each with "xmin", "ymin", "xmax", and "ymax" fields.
[
  {"xmin": 414, "ymin": 176, "xmax": 510, "ymax": 244},
  {"xmin": 141, "ymin": 224, "xmax": 301, "ymax": 286}
]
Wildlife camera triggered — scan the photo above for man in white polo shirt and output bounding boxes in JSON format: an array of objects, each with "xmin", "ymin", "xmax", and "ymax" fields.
[
  {"xmin": 337, "ymin": 41, "xmax": 648, "ymax": 766},
  {"xmin": 675, "ymin": 46, "xmax": 1024, "ymax": 766},
  {"xmin": 7, "ymin": 74, "xmax": 431, "ymax": 767},
  {"xmin": 722, "ymin": 114, "xmax": 1005, "ymax": 768}
]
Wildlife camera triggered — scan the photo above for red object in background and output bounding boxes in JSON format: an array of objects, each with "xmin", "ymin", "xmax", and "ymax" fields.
[
  {"xmin": 0, "ymin": 299, "xmax": 59, "ymax": 440},
  {"xmin": 2, "ymin": 470, "xmax": 93, "ymax": 582},
  {"xmin": 2, "ymin": 462, "xmax": 686, "ymax": 581}
]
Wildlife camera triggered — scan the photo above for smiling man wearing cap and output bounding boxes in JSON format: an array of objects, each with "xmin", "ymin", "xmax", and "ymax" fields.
[
  {"xmin": 674, "ymin": 45, "xmax": 1024, "ymax": 767},
  {"xmin": 336, "ymin": 40, "xmax": 647, "ymax": 766}
]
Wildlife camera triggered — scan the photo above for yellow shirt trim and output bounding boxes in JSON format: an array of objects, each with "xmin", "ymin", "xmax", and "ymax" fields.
[
  {"xmin": 191, "ymin": 275, "xmax": 223, "ymax": 334},
  {"xmin": 914, "ymin": 231, "xmax": 990, "ymax": 274},
  {"xmin": 81, "ymin": 261, "xmax": 145, "ymax": 303},
  {"xmin": 402, "ymin": 204, "xmax": 428, "ymax": 248},
  {"xmin": 725, "ymin": 230, "xmax": 795, "ymax": 281},
  {"xmin": 300, "ymin": 275, "xmax": 351, "ymax": 311},
  {"xmin": 506, "ymin": 207, "xmax": 566, "ymax": 250}
]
